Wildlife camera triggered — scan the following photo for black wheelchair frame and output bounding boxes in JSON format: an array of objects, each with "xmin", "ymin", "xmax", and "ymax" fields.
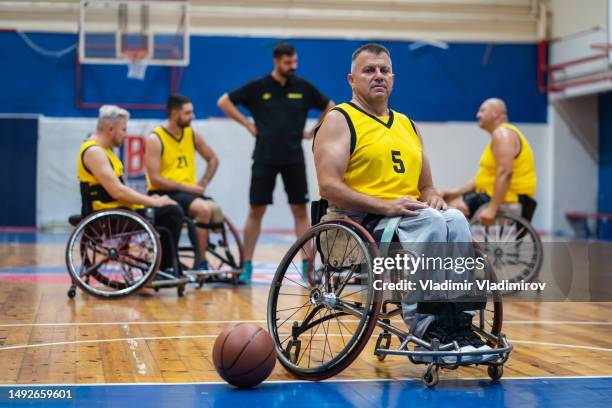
[
  {"xmin": 469, "ymin": 195, "xmax": 543, "ymax": 295},
  {"xmin": 267, "ymin": 200, "xmax": 512, "ymax": 387},
  {"xmin": 65, "ymin": 201, "xmax": 244, "ymax": 299}
]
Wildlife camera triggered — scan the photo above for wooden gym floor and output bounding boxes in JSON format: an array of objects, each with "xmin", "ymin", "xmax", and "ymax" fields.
[{"xmin": 0, "ymin": 231, "xmax": 610, "ymax": 386}]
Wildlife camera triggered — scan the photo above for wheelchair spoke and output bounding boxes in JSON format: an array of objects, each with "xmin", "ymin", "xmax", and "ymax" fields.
[
  {"xmin": 80, "ymin": 257, "xmax": 108, "ymax": 278},
  {"xmin": 334, "ymin": 314, "xmax": 347, "ymax": 347},
  {"xmin": 326, "ymin": 236, "xmax": 357, "ymax": 287},
  {"xmin": 338, "ymin": 286, "xmax": 367, "ymax": 300},
  {"xmin": 117, "ymin": 255, "xmax": 152, "ymax": 271},
  {"xmin": 283, "ymin": 269, "xmax": 311, "ymax": 290},
  {"xmin": 298, "ymin": 308, "xmax": 326, "ymax": 368},
  {"xmin": 276, "ymin": 299, "xmax": 310, "ymax": 316},
  {"xmin": 320, "ymin": 310, "xmax": 333, "ymax": 364}
]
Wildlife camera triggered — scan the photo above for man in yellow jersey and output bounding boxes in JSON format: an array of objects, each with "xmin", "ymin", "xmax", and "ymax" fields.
[
  {"xmin": 145, "ymin": 95, "xmax": 219, "ymax": 271},
  {"xmin": 78, "ymin": 105, "xmax": 183, "ymax": 271},
  {"xmin": 442, "ymin": 98, "xmax": 536, "ymax": 225},
  {"xmin": 314, "ymin": 43, "xmax": 492, "ymax": 362}
]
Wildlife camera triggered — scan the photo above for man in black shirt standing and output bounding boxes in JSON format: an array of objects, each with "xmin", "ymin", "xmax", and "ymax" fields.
[{"xmin": 217, "ymin": 43, "xmax": 334, "ymax": 284}]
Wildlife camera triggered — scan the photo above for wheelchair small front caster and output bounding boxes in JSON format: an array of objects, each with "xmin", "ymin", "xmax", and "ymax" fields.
[
  {"xmin": 67, "ymin": 288, "xmax": 76, "ymax": 299},
  {"xmin": 423, "ymin": 365, "xmax": 439, "ymax": 388},
  {"xmin": 177, "ymin": 284, "xmax": 185, "ymax": 297},
  {"xmin": 374, "ymin": 330, "xmax": 391, "ymax": 361},
  {"xmin": 488, "ymin": 364, "xmax": 503, "ymax": 381}
]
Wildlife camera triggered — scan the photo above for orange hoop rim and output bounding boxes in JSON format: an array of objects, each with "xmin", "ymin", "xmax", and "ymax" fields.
[{"xmin": 122, "ymin": 50, "xmax": 149, "ymax": 61}]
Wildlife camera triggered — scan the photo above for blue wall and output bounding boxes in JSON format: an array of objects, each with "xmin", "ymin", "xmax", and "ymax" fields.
[
  {"xmin": 0, "ymin": 117, "xmax": 38, "ymax": 226},
  {"xmin": 599, "ymin": 92, "xmax": 612, "ymax": 213},
  {"xmin": 0, "ymin": 32, "xmax": 546, "ymax": 122}
]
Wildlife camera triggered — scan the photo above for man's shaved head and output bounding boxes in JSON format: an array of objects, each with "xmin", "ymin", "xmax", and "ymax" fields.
[
  {"xmin": 483, "ymin": 98, "xmax": 507, "ymax": 115},
  {"xmin": 477, "ymin": 98, "xmax": 508, "ymax": 131}
]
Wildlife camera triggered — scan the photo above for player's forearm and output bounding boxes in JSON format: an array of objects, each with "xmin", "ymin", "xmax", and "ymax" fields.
[
  {"xmin": 319, "ymin": 179, "xmax": 388, "ymax": 215},
  {"xmin": 198, "ymin": 156, "xmax": 219, "ymax": 187},
  {"xmin": 452, "ymin": 178, "xmax": 476, "ymax": 196},
  {"xmin": 489, "ymin": 170, "xmax": 512, "ymax": 210},
  {"xmin": 149, "ymin": 175, "xmax": 191, "ymax": 193},
  {"xmin": 420, "ymin": 186, "xmax": 440, "ymax": 203},
  {"xmin": 112, "ymin": 184, "xmax": 157, "ymax": 207}
]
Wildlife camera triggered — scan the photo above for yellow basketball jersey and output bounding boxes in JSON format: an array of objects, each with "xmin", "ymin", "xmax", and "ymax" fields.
[
  {"xmin": 474, "ymin": 123, "xmax": 536, "ymax": 202},
  {"xmin": 146, "ymin": 126, "xmax": 197, "ymax": 190},
  {"xmin": 77, "ymin": 139, "xmax": 140, "ymax": 212},
  {"xmin": 334, "ymin": 102, "xmax": 422, "ymax": 200}
]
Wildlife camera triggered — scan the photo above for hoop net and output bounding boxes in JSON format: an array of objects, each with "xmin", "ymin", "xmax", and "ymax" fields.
[{"xmin": 124, "ymin": 50, "xmax": 149, "ymax": 80}]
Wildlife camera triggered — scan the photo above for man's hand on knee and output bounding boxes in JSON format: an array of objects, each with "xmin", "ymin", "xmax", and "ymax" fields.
[{"xmin": 385, "ymin": 196, "xmax": 428, "ymax": 217}]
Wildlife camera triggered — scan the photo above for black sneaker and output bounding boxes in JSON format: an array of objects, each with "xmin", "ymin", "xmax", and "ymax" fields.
[
  {"xmin": 413, "ymin": 319, "xmax": 456, "ymax": 363},
  {"xmin": 451, "ymin": 312, "xmax": 495, "ymax": 362}
]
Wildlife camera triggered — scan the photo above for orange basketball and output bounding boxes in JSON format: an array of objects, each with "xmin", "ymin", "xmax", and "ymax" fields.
[{"xmin": 212, "ymin": 323, "xmax": 276, "ymax": 388}]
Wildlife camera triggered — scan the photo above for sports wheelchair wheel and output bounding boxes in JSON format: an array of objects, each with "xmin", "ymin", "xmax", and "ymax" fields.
[
  {"xmin": 267, "ymin": 220, "xmax": 382, "ymax": 380},
  {"xmin": 470, "ymin": 210, "xmax": 543, "ymax": 295},
  {"xmin": 206, "ymin": 217, "xmax": 244, "ymax": 273},
  {"xmin": 65, "ymin": 209, "xmax": 161, "ymax": 298}
]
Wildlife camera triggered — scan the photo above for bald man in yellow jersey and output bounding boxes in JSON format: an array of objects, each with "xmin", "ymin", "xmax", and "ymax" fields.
[
  {"xmin": 77, "ymin": 105, "xmax": 183, "ymax": 272},
  {"xmin": 314, "ymin": 43, "xmax": 492, "ymax": 362},
  {"xmin": 442, "ymin": 98, "xmax": 536, "ymax": 225},
  {"xmin": 145, "ymin": 95, "xmax": 219, "ymax": 271}
]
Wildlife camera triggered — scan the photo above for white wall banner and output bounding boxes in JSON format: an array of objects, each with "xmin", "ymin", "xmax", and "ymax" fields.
[{"xmin": 36, "ymin": 117, "xmax": 550, "ymax": 232}]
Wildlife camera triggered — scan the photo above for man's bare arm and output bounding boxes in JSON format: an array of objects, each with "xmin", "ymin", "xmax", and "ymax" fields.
[
  {"xmin": 194, "ymin": 131, "xmax": 219, "ymax": 189},
  {"xmin": 144, "ymin": 134, "xmax": 202, "ymax": 195},
  {"xmin": 217, "ymin": 93, "xmax": 257, "ymax": 137},
  {"xmin": 487, "ymin": 127, "xmax": 517, "ymax": 211},
  {"xmin": 84, "ymin": 146, "xmax": 174, "ymax": 208},
  {"xmin": 314, "ymin": 111, "xmax": 425, "ymax": 216}
]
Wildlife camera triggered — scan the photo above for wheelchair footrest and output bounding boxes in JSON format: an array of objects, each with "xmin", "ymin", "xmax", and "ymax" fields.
[
  {"xmin": 183, "ymin": 268, "xmax": 243, "ymax": 276},
  {"xmin": 148, "ymin": 277, "xmax": 191, "ymax": 288},
  {"xmin": 374, "ymin": 333, "xmax": 512, "ymax": 366}
]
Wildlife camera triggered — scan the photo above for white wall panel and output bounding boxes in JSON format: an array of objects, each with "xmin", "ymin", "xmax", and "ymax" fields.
[{"xmin": 37, "ymin": 116, "xmax": 550, "ymax": 233}]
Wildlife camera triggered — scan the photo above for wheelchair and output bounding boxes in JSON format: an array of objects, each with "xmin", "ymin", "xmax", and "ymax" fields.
[
  {"xmin": 65, "ymin": 197, "xmax": 243, "ymax": 299},
  {"xmin": 177, "ymin": 197, "xmax": 244, "ymax": 286},
  {"xmin": 267, "ymin": 200, "xmax": 512, "ymax": 387},
  {"xmin": 65, "ymin": 208, "xmax": 190, "ymax": 299},
  {"xmin": 468, "ymin": 195, "xmax": 543, "ymax": 295}
]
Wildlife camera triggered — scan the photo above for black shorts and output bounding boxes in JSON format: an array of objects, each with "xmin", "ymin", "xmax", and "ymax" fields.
[
  {"xmin": 463, "ymin": 192, "xmax": 491, "ymax": 217},
  {"xmin": 250, "ymin": 162, "xmax": 309, "ymax": 206},
  {"xmin": 149, "ymin": 190, "xmax": 199, "ymax": 213}
]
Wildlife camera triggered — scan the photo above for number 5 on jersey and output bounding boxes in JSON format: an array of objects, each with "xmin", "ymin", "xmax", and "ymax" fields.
[{"xmin": 391, "ymin": 150, "xmax": 405, "ymax": 174}]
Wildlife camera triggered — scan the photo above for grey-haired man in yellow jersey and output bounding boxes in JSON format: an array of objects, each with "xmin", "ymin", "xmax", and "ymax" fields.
[
  {"xmin": 78, "ymin": 105, "xmax": 183, "ymax": 272},
  {"xmin": 314, "ymin": 43, "xmax": 492, "ymax": 362},
  {"xmin": 442, "ymin": 98, "xmax": 536, "ymax": 226},
  {"xmin": 145, "ymin": 95, "xmax": 219, "ymax": 271}
]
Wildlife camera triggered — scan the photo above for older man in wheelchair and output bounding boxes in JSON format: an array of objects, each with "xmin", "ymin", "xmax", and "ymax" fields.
[
  {"xmin": 66, "ymin": 105, "xmax": 187, "ymax": 298},
  {"xmin": 442, "ymin": 98, "xmax": 541, "ymax": 290},
  {"xmin": 266, "ymin": 44, "xmax": 511, "ymax": 387}
]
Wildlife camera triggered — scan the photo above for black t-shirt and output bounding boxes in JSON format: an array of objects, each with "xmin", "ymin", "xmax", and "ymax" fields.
[{"xmin": 228, "ymin": 74, "xmax": 329, "ymax": 164}]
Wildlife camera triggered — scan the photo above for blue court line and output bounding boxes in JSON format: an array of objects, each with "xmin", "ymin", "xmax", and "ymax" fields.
[
  {"xmin": 0, "ymin": 266, "xmax": 65, "ymax": 274},
  {"xmin": 0, "ymin": 232, "xmax": 294, "ymax": 245},
  {"xmin": 0, "ymin": 377, "xmax": 610, "ymax": 407}
]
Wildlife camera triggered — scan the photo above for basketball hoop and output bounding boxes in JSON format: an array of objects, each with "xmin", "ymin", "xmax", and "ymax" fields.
[{"xmin": 124, "ymin": 50, "xmax": 149, "ymax": 80}]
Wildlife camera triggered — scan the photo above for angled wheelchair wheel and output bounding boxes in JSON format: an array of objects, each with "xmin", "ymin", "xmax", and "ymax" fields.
[
  {"xmin": 65, "ymin": 209, "xmax": 161, "ymax": 298},
  {"xmin": 207, "ymin": 217, "xmax": 244, "ymax": 272},
  {"xmin": 267, "ymin": 220, "xmax": 382, "ymax": 381},
  {"xmin": 470, "ymin": 210, "xmax": 543, "ymax": 295},
  {"xmin": 474, "ymin": 249, "xmax": 504, "ymax": 342}
]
